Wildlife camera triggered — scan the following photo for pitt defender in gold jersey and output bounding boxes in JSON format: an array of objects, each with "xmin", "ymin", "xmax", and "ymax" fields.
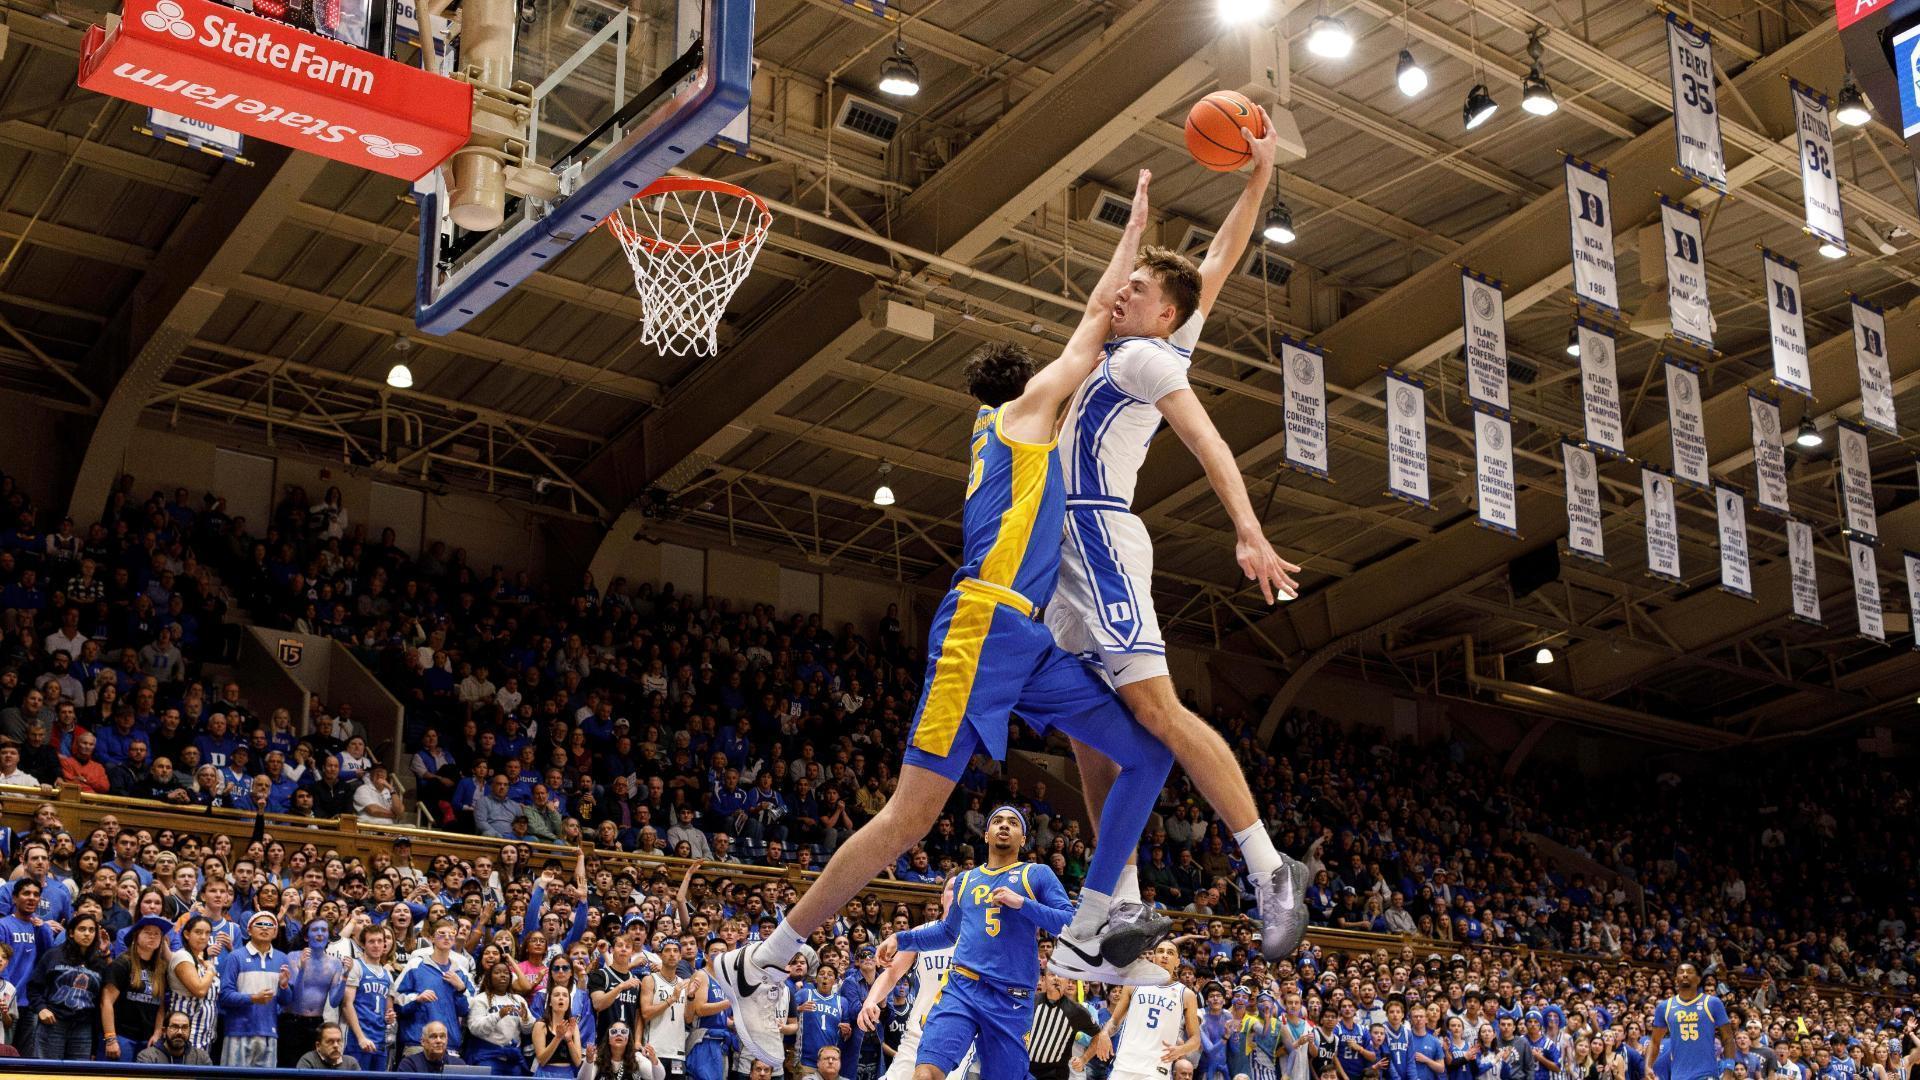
[{"xmin": 715, "ymin": 171, "xmax": 1179, "ymax": 1072}]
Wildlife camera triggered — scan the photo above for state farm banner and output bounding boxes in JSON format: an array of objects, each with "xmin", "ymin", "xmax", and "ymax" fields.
[
  {"xmin": 1577, "ymin": 319, "xmax": 1626, "ymax": 455},
  {"xmin": 1562, "ymin": 441, "xmax": 1605, "ymax": 564},
  {"xmin": 1790, "ymin": 80, "xmax": 1847, "ymax": 252},
  {"xmin": 1565, "ymin": 157, "xmax": 1619, "ymax": 311},
  {"xmin": 1852, "ymin": 296, "xmax": 1897, "ymax": 435},
  {"xmin": 1762, "ymin": 249, "xmax": 1812, "ymax": 396},
  {"xmin": 1474, "ymin": 408, "xmax": 1518, "ymax": 536},
  {"xmin": 1461, "ymin": 268, "xmax": 1510, "ymax": 412},
  {"xmin": 1837, "ymin": 420, "xmax": 1878, "ymax": 540},
  {"xmin": 1667, "ymin": 14, "xmax": 1726, "ymax": 191},
  {"xmin": 1747, "ymin": 391, "xmax": 1791, "ymax": 515},
  {"xmin": 1661, "ymin": 197, "xmax": 1713, "ymax": 349},
  {"xmin": 78, "ymin": 0, "xmax": 470, "ymax": 178},
  {"xmin": 1788, "ymin": 519, "xmax": 1821, "ymax": 625},
  {"xmin": 1384, "ymin": 370, "xmax": 1430, "ymax": 507},
  {"xmin": 1665, "ymin": 357, "xmax": 1709, "ymax": 489},
  {"xmin": 1643, "ymin": 468, "xmax": 1682, "ymax": 583},
  {"xmin": 1907, "ymin": 551, "xmax": 1920, "ymax": 650},
  {"xmin": 1850, "ymin": 538, "xmax": 1884, "ymax": 643},
  {"xmin": 1281, "ymin": 338, "xmax": 1328, "ymax": 479},
  {"xmin": 1716, "ymin": 485, "xmax": 1752, "ymax": 599}
]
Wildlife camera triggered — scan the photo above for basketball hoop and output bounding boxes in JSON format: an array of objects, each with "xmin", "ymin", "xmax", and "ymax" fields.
[{"xmin": 606, "ymin": 176, "xmax": 772, "ymax": 357}]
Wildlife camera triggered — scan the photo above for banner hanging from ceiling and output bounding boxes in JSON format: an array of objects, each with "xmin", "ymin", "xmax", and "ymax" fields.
[
  {"xmin": 1661, "ymin": 197, "xmax": 1713, "ymax": 349},
  {"xmin": 1790, "ymin": 79, "xmax": 1847, "ymax": 253},
  {"xmin": 1562, "ymin": 441, "xmax": 1605, "ymax": 564},
  {"xmin": 1565, "ymin": 156, "xmax": 1619, "ymax": 312},
  {"xmin": 1788, "ymin": 519, "xmax": 1821, "ymax": 625},
  {"xmin": 1837, "ymin": 420, "xmax": 1878, "ymax": 540},
  {"xmin": 1762, "ymin": 249, "xmax": 1812, "ymax": 396},
  {"xmin": 1746, "ymin": 391, "xmax": 1790, "ymax": 515},
  {"xmin": 1384, "ymin": 370, "xmax": 1430, "ymax": 507},
  {"xmin": 1852, "ymin": 296, "xmax": 1896, "ymax": 435},
  {"xmin": 1643, "ymin": 467, "xmax": 1682, "ymax": 583},
  {"xmin": 1461, "ymin": 268, "xmax": 1510, "ymax": 413},
  {"xmin": 1665, "ymin": 357, "xmax": 1709, "ymax": 488},
  {"xmin": 1577, "ymin": 319, "xmax": 1625, "ymax": 455},
  {"xmin": 1667, "ymin": 14, "xmax": 1726, "ymax": 191},
  {"xmin": 1906, "ymin": 551, "xmax": 1920, "ymax": 650},
  {"xmin": 1281, "ymin": 338, "xmax": 1328, "ymax": 479},
  {"xmin": 1716, "ymin": 484, "xmax": 1751, "ymax": 598},
  {"xmin": 1850, "ymin": 538, "xmax": 1884, "ymax": 642},
  {"xmin": 1474, "ymin": 407, "xmax": 1517, "ymax": 536}
]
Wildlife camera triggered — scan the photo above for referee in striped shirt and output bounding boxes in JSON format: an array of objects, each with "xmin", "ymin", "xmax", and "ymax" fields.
[{"xmin": 1030, "ymin": 975, "xmax": 1103, "ymax": 1080}]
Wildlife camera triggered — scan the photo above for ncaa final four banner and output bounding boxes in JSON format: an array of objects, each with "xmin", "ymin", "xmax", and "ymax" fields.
[
  {"xmin": 1851, "ymin": 296, "xmax": 1897, "ymax": 435},
  {"xmin": 1280, "ymin": 338, "xmax": 1328, "ymax": 479},
  {"xmin": 1790, "ymin": 80, "xmax": 1847, "ymax": 254},
  {"xmin": 1660, "ymin": 197, "xmax": 1713, "ymax": 350},
  {"xmin": 1787, "ymin": 520, "xmax": 1821, "ymax": 625},
  {"xmin": 1460, "ymin": 268, "xmax": 1510, "ymax": 412},
  {"xmin": 1383, "ymin": 370, "xmax": 1430, "ymax": 507},
  {"xmin": 1577, "ymin": 319, "xmax": 1626, "ymax": 456},
  {"xmin": 1746, "ymin": 391, "xmax": 1791, "ymax": 515},
  {"xmin": 1850, "ymin": 538, "xmax": 1884, "ymax": 643},
  {"xmin": 1664, "ymin": 357, "xmax": 1709, "ymax": 489},
  {"xmin": 1565, "ymin": 157, "xmax": 1619, "ymax": 312},
  {"xmin": 1561, "ymin": 441, "xmax": 1604, "ymax": 564},
  {"xmin": 1473, "ymin": 408, "xmax": 1518, "ymax": 536},
  {"xmin": 1715, "ymin": 485, "xmax": 1752, "ymax": 599},
  {"xmin": 1642, "ymin": 467, "xmax": 1682, "ymax": 583},
  {"xmin": 1762, "ymin": 249, "xmax": 1812, "ymax": 397},
  {"xmin": 1666, "ymin": 14, "xmax": 1726, "ymax": 192},
  {"xmin": 1837, "ymin": 420, "xmax": 1878, "ymax": 540},
  {"xmin": 1906, "ymin": 551, "xmax": 1920, "ymax": 650}
]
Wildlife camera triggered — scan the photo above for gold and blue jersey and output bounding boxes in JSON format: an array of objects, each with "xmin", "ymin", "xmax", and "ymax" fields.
[
  {"xmin": 893, "ymin": 860, "xmax": 1073, "ymax": 992},
  {"xmin": 955, "ymin": 407, "xmax": 1065, "ymax": 609}
]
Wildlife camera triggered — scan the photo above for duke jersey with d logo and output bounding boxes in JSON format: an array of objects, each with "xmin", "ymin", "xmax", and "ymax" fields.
[
  {"xmin": 1046, "ymin": 312, "xmax": 1203, "ymax": 686},
  {"xmin": 1114, "ymin": 982, "xmax": 1192, "ymax": 1078}
]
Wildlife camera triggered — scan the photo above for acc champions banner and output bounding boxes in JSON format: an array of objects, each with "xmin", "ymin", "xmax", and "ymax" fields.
[
  {"xmin": 1461, "ymin": 269, "xmax": 1510, "ymax": 412},
  {"xmin": 1788, "ymin": 519, "xmax": 1821, "ymax": 625},
  {"xmin": 1716, "ymin": 485, "xmax": 1751, "ymax": 599},
  {"xmin": 1281, "ymin": 339, "xmax": 1328, "ymax": 479},
  {"xmin": 1837, "ymin": 420, "xmax": 1878, "ymax": 540},
  {"xmin": 1643, "ymin": 468, "xmax": 1682, "ymax": 583},
  {"xmin": 1850, "ymin": 538, "xmax": 1884, "ymax": 643},
  {"xmin": 1474, "ymin": 408, "xmax": 1517, "ymax": 536},
  {"xmin": 1577, "ymin": 320, "xmax": 1625, "ymax": 455},
  {"xmin": 1747, "ymin": 391, "xmax": 1790, "ymax": 515},
  {"xmin": 1384, "ymin": 370, "xmax": 1430, "ymax": 507},
  {"xmin": 1562, "ymin": 441, "xmax": 1604, "ymax": 564},
  {"xmin": 1665, "ymin": 357, "xmax": 1709, "ymax": 489}
]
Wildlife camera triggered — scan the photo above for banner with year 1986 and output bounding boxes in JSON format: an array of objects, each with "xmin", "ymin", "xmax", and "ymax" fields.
[
  {"xmin": 1577, "ymin": 320, "xmax": 1625, "ymax": 455},
  {"xmin": 1665, "ymin": 357, "xmax": 1709, "ymax": 489}
]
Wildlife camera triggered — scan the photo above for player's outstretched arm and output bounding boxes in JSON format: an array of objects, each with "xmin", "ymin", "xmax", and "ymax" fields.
[
  {"xmin": 1196, "ymin": 108, "xmax": 1280, "ymax": 320},
  {"xmin": 1003, "ymin": 168, "xmax": 1152, "ymax": 429},
  {"xmin": 1156, "ymin": 389, "xmax": 1301, "ymax": 603},
  {"xmin": 857, "ymin": 949, "xmax": 914, "ymax": 1031}
]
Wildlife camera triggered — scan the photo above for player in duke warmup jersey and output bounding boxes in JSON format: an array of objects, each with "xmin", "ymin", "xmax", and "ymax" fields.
[
  {"xmin": 1647, "ymin": 962, "xmax": 1735, "ymax": 1080},
  {"xmin": 858, "ymin": 884, "xmax": 977, "ymax": 1080},
  {"xmin": 645, "ymin": 940, "xmax": 695, "ymax": 1078},
  {"xmin": 879, "ymin": 807, "xmax": 1073, "ymax": 1080},
  {"xmin": 1095, "ymin": 941, "xmax": 1201, "ymax": 1080},
  {"xmin": 1046, "ymin": 106, "xmax": 1310, "ymax": 978},
  {"xmin": 715, "ymin": 171, "xmax": 1182, "ymax": 1068}
]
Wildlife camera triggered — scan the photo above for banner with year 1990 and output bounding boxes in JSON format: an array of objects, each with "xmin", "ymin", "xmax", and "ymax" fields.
[
  {"xmin": 1851, "ymin": 538, "xmax": 1884, "ymax": 643},
  {"xmin": 1667, "ymin": 15, "xmax": 1726, "ymax": 191},
  {"xmin": 1566, "ymin": 157, "xmax": 1619, "ymax": 311},
  {"xmin": 1281, "ymin": 338, "xmax": 1328, "ymax": 479},
  {"xmin": 1461, "ymin": 269, "xmax": 1509, "ymax": 412},
  {"xmin": 1790, "ymin": 80, "xmax": 1846, "ymax": 253},
  {"xmin": 1763, "ymin": 249, "xmax": 1812, "ymax": 396},
  {"xmin": 1562, "ymin": 441, "xmax": 1604, "ymax": 564},
  {"xmin": 1643, "ymin": 468, "xmax": 1682, "ymax": 583},
  {"xmin": 1577, "ymin": 320, "xmax": 1625, "ymax": 455},
  {"xmin": 1384, "ymin": 370, "xmax": 1430, "ymax": 507},
  {"xmin": 1747, "ymin": 391, "xmax": 1790, "ymax": 515}
]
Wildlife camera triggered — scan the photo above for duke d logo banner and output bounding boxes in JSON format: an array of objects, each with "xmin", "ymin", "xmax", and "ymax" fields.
[
  {"xmin": 1565, "ymin": 157, "xmax": 1619, "ymax": 311},
  {"xmin": 1852, "ymin": 297, "xmax": 1896, "ymax": 435},
  {"xmin": 1660, "ymin": 198, "xmax": 1712, "ymax": 349},
  {"xmin": 1762, "ymin": 249, "xmax": 1811, "ymax": 396}
]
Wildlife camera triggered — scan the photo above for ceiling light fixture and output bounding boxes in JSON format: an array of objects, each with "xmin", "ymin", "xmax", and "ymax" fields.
[
  {"xmin": 1835, "ymin": 69, "xmax": 1871, "ymax": 127},
  {"xmin": 1464, "ymin": 83, "xmax": 1498, "ymax": 129},
  {"xmin": 1535, "ymin": 646, "xmax": 1555, "ymax": 664},
  {"xmin": 1565, "ymin": 326, "xmax": 1581, "ymax": 357},
  {"xmin": 1396, "ymin": 48, "xmax": 1428, "ymax": 96},
  {"xmin": 386, "ymin": 362, "xmax": 413, "ymax": 388},
  {"xmin": 1795, "ymin": 417, "xmax": 1824, "ymax": 448},
  {"xmin": 872, "ymin": 463, "xmax": 896, "ymax": 507},
  {"xmin": 1306, "ymin": 13, "xmax": 1355, "ymax": 58},
  {"xmin": 877, "ymin": 35, "xmax": 920, "ymax": 97},
  {"xmin": 1521, "ymin": 31, "xmax": 1557, "ymax": 115},
  {"xmin": 1217, "ymin": 0, "xmax": 1271, "ymax": 24},
  {"xmin": 1263, "ymin": 201, "xmax": 1295, "ymax": 244},
  {"xmin": 1817, "ymin": 241, "xmax": 1846, "ymax": 259}
]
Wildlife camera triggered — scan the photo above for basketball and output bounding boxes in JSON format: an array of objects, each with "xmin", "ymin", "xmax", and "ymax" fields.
[{"xmin": 1185, "ymin": 90, "xmax": 1266, "ymax": 171}]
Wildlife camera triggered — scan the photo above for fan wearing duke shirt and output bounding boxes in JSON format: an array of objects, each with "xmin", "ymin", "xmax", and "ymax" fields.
[
  {"xmin": 875, "ymin": 806, "xmax": 1072, "ymax": 1080},
  {"xmin": 1647, "ymin": 962, "xmax": 1736, "ymax": 1080},
  {"xmin": 1045, "ymin": 105, "xmax": 1309, "ymax": 978}
]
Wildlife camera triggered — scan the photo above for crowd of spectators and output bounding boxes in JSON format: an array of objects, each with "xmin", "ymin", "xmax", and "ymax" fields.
[{"xmin": 0, "ymin": 472, "xmax": 1912, "ymax": 1076}]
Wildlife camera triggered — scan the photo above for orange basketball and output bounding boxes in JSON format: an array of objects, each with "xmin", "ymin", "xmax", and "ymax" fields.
[{"xmin": 1185, "ymin": 90, "xmax": 1266, "ymax": 171}]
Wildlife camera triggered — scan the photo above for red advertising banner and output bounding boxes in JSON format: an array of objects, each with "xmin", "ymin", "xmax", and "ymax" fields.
[
  {"xmin": 79, "ymin": 0, "xmax": 470, "ymax": 179},
  {"xmin": 1835, "ymin": 0, "xmax": 1888, "ymax": 30}
]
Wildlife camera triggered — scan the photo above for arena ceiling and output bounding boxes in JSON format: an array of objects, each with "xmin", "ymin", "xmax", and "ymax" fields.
[{"xmin": 2, "ymin": 0, "xmax": 1917, "ymax": 742}]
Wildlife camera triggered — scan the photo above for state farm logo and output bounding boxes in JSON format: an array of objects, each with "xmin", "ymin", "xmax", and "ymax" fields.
[
  {"xmin": 141, "ymin": 0, "xmax": 195, "ymax": 38},
  {"xmin": 359, "ymin": 132, "xmax": 420, "ymax": 158}
]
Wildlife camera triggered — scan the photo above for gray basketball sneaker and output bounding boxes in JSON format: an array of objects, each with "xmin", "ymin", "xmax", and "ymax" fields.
[{"xmin": 1253, "ymin": 853, "xmax": 1311, "ymax": 959}]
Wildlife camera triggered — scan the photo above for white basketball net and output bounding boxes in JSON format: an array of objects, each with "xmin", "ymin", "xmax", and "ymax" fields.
[{"xmin": 607, "ymin": 179, "xmax": 771, "ymax": 357}]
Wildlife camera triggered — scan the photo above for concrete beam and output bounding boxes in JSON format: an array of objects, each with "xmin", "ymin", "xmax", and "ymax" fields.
[{"xmin": 67, "ymin": 145, "xmax": 330, "ymax": 521}]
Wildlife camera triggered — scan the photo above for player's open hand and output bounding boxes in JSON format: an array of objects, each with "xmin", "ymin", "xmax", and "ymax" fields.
[
  {"xmin": 1125, "ymin": 169, "xmax": 1151, "ymax": 234},
  {"xmin": 988, "ymin": 886, "xmax": 1026, "ymax": 910},
  {"xmin": 1236, "ymin": 532, "xmax": 1301, "ymax": 604},
  {"xmin": 1092, "ymin": 1031, "xmax": 1114, "ymax": 1061},
  {"xmin": 857, "ymin": 1001, "xmax": 881, "ymax": 1032},
  {"xmin": 876, "ymin": 934, "xmax": 900, "ymax": 967}
]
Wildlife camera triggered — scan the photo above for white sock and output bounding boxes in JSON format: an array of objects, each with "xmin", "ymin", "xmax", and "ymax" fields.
[
  {"xmin": 1070, "ymin": 887, "xmax": 1113, "ymax": 935},
  {"xmin": 1115, "ymin": 865, "xmax": 1141, "ymax": 905},
  {"xmin": 1236, "ymin": 821, "xmax": 1284, "ymax": 877},
  {"xmin": 754, "ymin": 920, "xmax": 805, "ymax": 971}
]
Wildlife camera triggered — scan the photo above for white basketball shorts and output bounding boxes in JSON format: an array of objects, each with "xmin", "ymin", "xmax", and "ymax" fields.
[{"xmin": 1045, "ymin": 506, "xmax": 1168, "ymax": 689}]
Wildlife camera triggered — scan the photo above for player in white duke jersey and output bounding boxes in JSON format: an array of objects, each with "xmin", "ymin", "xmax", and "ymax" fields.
[
  {"xmin": 857, "ymin": 878, "xmax": 976, "ymax": 1080},
  {"xmin": 1047, "ymin": 105, "xmax": 1311, "ymax": 981},
  {"xmin": 643, "ymin": 938, "xmax": 694, "ymax": 1077},
  {"xmin": 1093, "ymin": 941, "xmax": 1200, "ymax": 1080}
]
